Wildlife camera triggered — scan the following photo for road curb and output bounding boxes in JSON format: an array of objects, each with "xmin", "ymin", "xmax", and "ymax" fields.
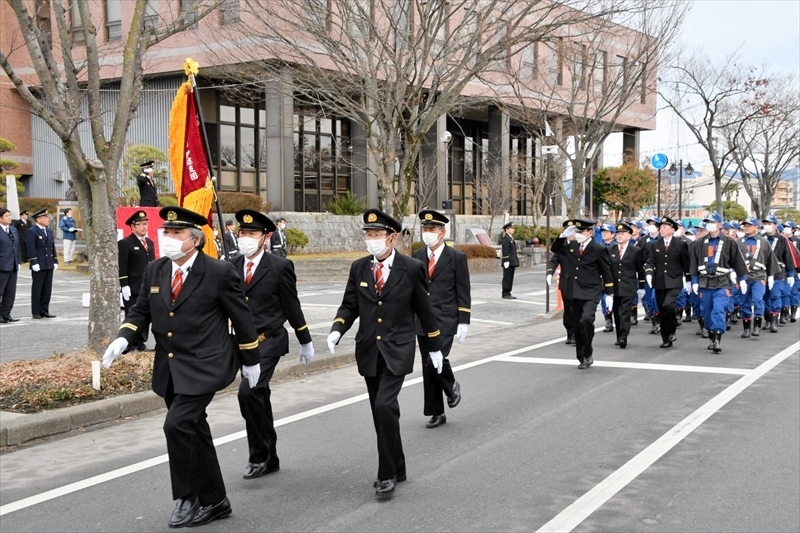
[{"xmin": 0, "ymin": 352, "xmax": 357, "ymax": 448}]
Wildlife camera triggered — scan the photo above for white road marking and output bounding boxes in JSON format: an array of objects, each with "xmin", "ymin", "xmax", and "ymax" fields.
[
  {"xmin": 536, "ymin": 341, "xmax": 800, "ymax": 533},
  {"xmin": 297, "ymin": 303, "xmax": 341, "ymax": 308},
  {"xmin": 471, "ymin": 318, "xmax": 515, "ymax": 326},
  {"xmin": 521, "ymin": 290, "xmax": 548, "ymax": 296},
  {"xmin": 498, "ymin": 356, "xmax": 750, "ymax": 375}
]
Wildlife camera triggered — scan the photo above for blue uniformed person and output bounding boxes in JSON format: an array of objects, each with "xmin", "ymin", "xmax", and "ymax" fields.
[
  {"xmin": 762, "ymin": 215, "xmax": 797, "ymax": 332},
  {"xmin": 736, "ymin": 217, "xmax": 778, "ymax": 338},
  {"xmin": 784, "ymin": 221, "xmax": 800, "ymax": 321}
]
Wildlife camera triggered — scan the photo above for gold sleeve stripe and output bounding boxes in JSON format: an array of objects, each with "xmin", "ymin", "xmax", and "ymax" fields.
[
  {"xmin": 333, "ymin": 318, "xmax": 345, "ymax": 325},
  {"xmin": 121, "ymin": 323, "xmax": 138, "ymax": 332},
  {"xmin": 458, "ymin": 307, "xmax": 471, "ymax": 313},
  {"xmin": 119, "ymin": 276, "xmax": 129, "ymax": 279},
  {"xmin": 239, "ymin": 340, "xmax": 259, "ymax": 350},
  {"xmin": 604, "ymin": 283, "xmax": 614, "ymax": 287},
  {"xmin": 297, "ymin": 325, "xmax": 308, "ymax": 331},
  {"xmin": 427, "ymin": 330, "xmax": 441, "ymax": 338}
]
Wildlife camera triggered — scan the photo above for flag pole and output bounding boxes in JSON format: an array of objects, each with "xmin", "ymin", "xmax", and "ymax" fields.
[{"xmin": 187, "ymin": 71, "xmax": 229, "ymax": 260}]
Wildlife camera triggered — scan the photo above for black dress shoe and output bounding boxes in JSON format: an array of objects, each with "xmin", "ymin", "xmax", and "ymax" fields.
[
  {"xmin": 243, "ymin": 462, "xmax": 268, "ymax": 479},
  {"xmin": 375, "ymin": 478, "xmax": 396, "ymax": 496},
  {"xmin": 502, "ymin": 294, "xmax": 513, "ymax": 299},
  {"xmin": 584, "ymin": 356, "xmax": 593, "ymax": 367},
  {"xmin": 426, "ymin": 414, "xmax": 446, "ymax": 428},
  {"xmin": 660, "ymin": 341, "xmax": 673, "ymax": 348},
  {"xmin": 618, "ymin": 340, "xmax": 627, "ymax": 349},
  {"xmin": 614, "ymin": 340, "xmax": 620, "ymax": 346},
  {"xmin": 375, "ymin": 471, "xmax": 406, "ymax": 487},
  {"xmin": 3, "ymin": 317, "xmax": 19, "ymax": 322},
  {"xmin": 565, "ymin": 334, "xmax": 576, "ymax": 345},
  {"xmin": 577, "ymin": 361, "xmax": 587, "ymax": 369},
  {"xmin": 41, "ymin": 312, "xmax": 56, "ymax": 318},
  {"xmin": 447, "ymin": 381, "xmax": 461, "ymax": 408},
  {"xmin": 32, "ymin": 315, "xmax": 42, "ymax": 319},
  {"xmin": 190, "ymin": 497, "xmax": 232, "ymax": 527},
  {"xmin": 169, "ymin": 496, "xmax": 200, "ymax": 529}
]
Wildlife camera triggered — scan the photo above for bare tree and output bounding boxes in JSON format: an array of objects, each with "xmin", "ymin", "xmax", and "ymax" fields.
[
  {"xmin": 659, "ymin": 50, "xmax": 771, "ymax": 217},
  {"xmin": 478, "ymin": 152, "xmax": 512, "ymax": 237},
  {"xmin": 496, "ymin": 0, "xmax": 687, "ymax": 216},
  {"xmin": 0, "ymin": 0, "xmax": 222, "ymax": 352},
  {"xmin": 723, "ymin": 74, "xmax": 800, "ymax": 219}
]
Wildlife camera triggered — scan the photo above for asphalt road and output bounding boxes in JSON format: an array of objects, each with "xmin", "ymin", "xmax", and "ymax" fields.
[{"xmin": 1, "ymin": 298, "xmax": 798, "ymax": 532}]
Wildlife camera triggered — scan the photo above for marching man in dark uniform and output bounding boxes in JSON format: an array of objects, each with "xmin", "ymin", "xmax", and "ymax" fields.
[
  {"xmin": 136, "ymin": 160, "xmax": 160, "ymax": 207},
  {"xmin": 547, "ymin": 221, "xmax": 576, "ymax": 344},
  {"xmin": 231, "ymin": 209, "xmax": 314, "ymax": 480},
  {"xmin": 102, "ymin": 206, "xmax": 262, "ymax": 528},
  {"xmin": 412, "ymin": 209, "xmax": 470, "ymax": 428},
  {"xmin": 11, "ymin": 210, "xmax": 32, "ymax": 261},
  {"xmin": 327, "ymin": 208, "xmax": 443, "ymax": 497},
  {"xmin": 690, "ymin": 212, "xmax": 749, "ymax": 353},
  {"xmin": 551, "ymin": 219, "xmax": 614, "ymax": 369},
  {"xmin": 736, "ymin": 217, "xmax": 779, "ymax": 338},
  {"xmin": 26, "ymin": 209, "xmax": 58, "ymax": 319},
  {"xmin": 118, "ymin": 210, "xmax": 156, "ymax": 351},
  {"xmin": 501, "ymin": 222, "xmax": 519, "ymax": 299},
  {"xmin": 644, "ymin": 216, "xmax": 691, "ymax": 348},
  {"xmin": 270, "ymin": 217, "xmax": 288, "ymax": 258},
  {"xmin": 608, "ymin": 222, "xmax": 646, "ymax": 349}
]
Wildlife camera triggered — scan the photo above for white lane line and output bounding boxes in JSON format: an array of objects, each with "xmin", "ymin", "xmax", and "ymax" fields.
[
  {"xmin": 536, "ymin": 341, "xmax": 800, "ymax": 533},
  {"xmin": 471, "ymin": 318, "xmax": 515, "ymax": 326},
  {"xmin": 503, "ymin": 299, "xmax": 545, "ymax": 305},
  {"xmin": 298, "ymin": 303, "xmax": 341, "ymax": 308},
  {"xmin": 521, "ymin": 290, "xmax": 548, "ymax": 296},
  {"xmin": 497, "ymin": 356, "xmax": 750, "ymax": 375}
]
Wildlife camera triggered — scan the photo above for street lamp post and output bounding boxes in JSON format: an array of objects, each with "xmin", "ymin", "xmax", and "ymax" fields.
[{"xmin": 668, "ymin": 159, "xmax": 694, "ymax": 218}]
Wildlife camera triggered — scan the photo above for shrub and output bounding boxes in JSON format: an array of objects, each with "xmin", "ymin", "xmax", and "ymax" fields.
[
  {"xmin": 19, "ymin": 198, "xmax": 60, "ymax": 216},
  {"xmin": 410, "ymin": 241, "xmax": 426, "ymax": 254},
  {"xmin": 214, "ymin": 192, "xmax": 269, "ymax": 213},
  {"xmin": 325, "ymin": 191, "xmax": 367, "ymax": 215},
  {"xmin": 535, "ymin": 226, "xmax": 562, "ymax": 245},
  {"xmin": 512, "ymin": 223, "xmax": 535, "ymax": 242},
  {"xmin": 454, "ymin": 244, "xmax": 498, "ymax": 259},
  {"xmin": 285, "ymin": 227, "xmax": 309, "ymax": 254},
  {"xmin": 158, "ymin": 193, "xmax": 179, "ymax": 207}
]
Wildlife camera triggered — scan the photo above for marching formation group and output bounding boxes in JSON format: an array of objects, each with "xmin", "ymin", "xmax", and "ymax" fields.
[{"xmin": 546, "ymin": 213, "xmax": 800, "ymax": 368}]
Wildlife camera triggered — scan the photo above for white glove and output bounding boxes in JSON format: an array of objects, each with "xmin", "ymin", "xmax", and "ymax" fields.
[
  {"xmin": 457, "ymin": 323, "xmax": 468, "ymax": 344},
  {"xmin": 71, "ymin": 228, "xmax": 77, "ymax": 232},
  {"xmin": 503, "ymin": 261, "xmax": 509, "ymax": 269},
  {"xmin": 646, "ymin": 274, "xmax": 652, "ymax": 287},
  {"xmin": 428, "ymin": 350, "xmax": 444, "ymax": 374},
  {"xmin": 692, "ymin": 283, "xmax": 699, "ymax": 294},
  {"xmin": 739, "ymin": 280, "xmax": 748, "ymax": 294},
  {"xmin": 53, "ymin": 264, "xmax": 58, "ymax": 271},
  {"xmin": 603, "ymin": 294, "xmax": 613, "ymax": 312},
  {"xmin": 327, "ymin": 331, "xmax": 341, "ymax": 354},
  {"xmin": 767, "ymin": 276, "xmax": 774, "ymax": 290},
  {"xmin": 32, "ymin": 264, "xmax": 40, "ymax": 272},
  {"xmin": 102, "ymin": 337, "xmax": 129, "ymax": 368},
  {"xmin": 788, "ymin": 277, "xmax": 795, "ymax": 287},
  {"xmin": 299, "ymin": 342, "xmax": 314, "ymax": 365},
  {"xmin": 684, "ymin": 280, "xmax": 692, "ymax": 294},
  {"xmin": 729, "ymin": 271, "xmax": 737, "ymax": 284},
  {"xmin": 559, "ymin": 225, "xmax": 577, "ymax": 238},
  {"xmin": 121, "ymin": 285, "xmax": 132, "ymax": 301},
  {"xmin": 546, "ymin": 274, "xmax": 553, "ymax": 287},
  {"xmin": 241, "ymin": 363, "xmax": 261, "ymax": 388},
  {"xmin": 637, "ymin": 289, "xmax": 645, "ymax": 301}
]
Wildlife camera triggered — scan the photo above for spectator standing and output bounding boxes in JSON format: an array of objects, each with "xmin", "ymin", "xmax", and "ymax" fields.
[
  {"xmin": 500, "ymin": 222, "xmax": 519, "ymax": 299},
  {"xmin": 12, "ymin": 210, "xmax": 32, "ymax": 261},
  {"xmin": 59, "ymin": 208, "xmax": 80, "ymax": 263},
  {"xmin": 223, "ymin": 220, "xmax": 241, "ymax": 261},
  {"xmin": 136, "ymin": 161, "xmax": 160, "ymax": 207},
  {"xmin": 270, "ymin": 218, "xmax": 288, "ymax": 257}
]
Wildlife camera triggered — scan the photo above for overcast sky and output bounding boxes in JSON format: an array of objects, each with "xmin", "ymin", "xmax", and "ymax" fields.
[{"xmin": 604, "ymin": 0, "xmax": 800, "ymax": 170}]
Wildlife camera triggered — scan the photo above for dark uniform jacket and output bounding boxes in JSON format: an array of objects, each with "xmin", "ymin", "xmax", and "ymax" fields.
[
  {"xmin": 609, "ymin": 242, "xmax": 646, "ymax": 297},
  {"xmin": 412, "ymin": 245, "xmax": 471, "ymax": 336},
  {"xmin": 546, "ymin": 251, "xmax": 569, "ymax": 292},
  {"xmin": 26, "ymin": 225, "xmax": 57, "ymax": 270},
  {"xmin": 331, "ymin": 252, "xmax": 441, "ymax": 377},
  {"xmin": 118, "ymin": 252, "xmax": 260, "ymax": 398},
  {"xmin": 501, "ymin": 234, "xmax": 520, "ymax": 267},
  {"xmin": 550, "ymin": 237, "xmax": 614, "ymax": 301},
  {"xmin": 118, "ymin": 233, "xmax": 156, "ymax": 295},
  {"xmin": 12, "ymin": 218, "xmax": 32, "ymax": 260},
  {"xmin": 223, "ymin": 230, "xmax": 240, "ymax": 260},
  {"xmin": 136, "ymin": 172, "xmax": 159, "ymax": 207},
  {"xmin": 689, "ymin": 234, "xmax": 748, "ymax": 290},
  {"xmin": 765, "ymin": 233, "xmax": 798, "ymax": 280},
  {"xmin": 270, "ymin": 228, "xmax": 287, "ymax": 257},
  {"xmin": 737, "ymin": 235, "xmax": 779, "ymax": 282},
  {"xmin": 0, "ymin": 225, "xmax": 21, "ymax": 271},
  {"xmin": 645, "ymin": 238, "xmax": 690, "ymax": 289},
  {"xmin": 232, "ymin": 253, "xmax": 311, "ymax": 357}
]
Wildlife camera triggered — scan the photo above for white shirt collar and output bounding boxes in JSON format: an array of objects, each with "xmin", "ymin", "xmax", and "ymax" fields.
[
  {"xmin": 373, "ymin": 248, "xmax": 396, "ymax": 281},
  {"xmin": 428, "ymin": 242, "xmax": 445, "ymax": 263},
  {"xmin": 244, "ymin": 250, "xmax": 265, "ymax": 276},
  {"xmin": 171, "ymin": 251, "xmax": 199, "ymax": 278},
  {"xmin": 663, "ymin": 238, "xmax": 671, "ymax": 247}
]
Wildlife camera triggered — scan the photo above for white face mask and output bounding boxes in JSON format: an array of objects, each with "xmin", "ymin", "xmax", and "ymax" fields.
[
  {"xmin": 795, "ymin": 230, "xmax": 800, "ymax": 238},
  {"xmin": 238, "ymin": 236, "xmax": 263, "ymax": 258},
  {"xmin": 422, "ymin": 232, "xmax": 441, "ymax": 248},
  {"xmin": 574, "ymin": 232, "xmax": 589, "ymax": 244},
  {"xmin": 705, "ymin": 223, "xmax": 718, "ymax": 233},
  {"xmin": 783, "ymin": 228, "xmax": 792, "ymax": 236},
  {"xmin": 366, "ymin": 238, "xmax": 390, "ymax": 258},
  {"xmin": 647, "ymin": 224, "xmax": 657, "ymax": 235},
  {"xmin": 685, "ymin": 235, "xmax": 695, "ymax": 242},
  {"xmin": 763, "ymin": 224, "xmax": 775, "ymax": 234},
  {"xmin": 161, "ymin": 235, "xmax": 192, "ymax": 261},
  {"xmin": 144, "ymin": 168, "xmax": 153, "ymax": 174},
  {"xmin": 736, "ymin": 230, "xmax": 746, "ymax": 239}
]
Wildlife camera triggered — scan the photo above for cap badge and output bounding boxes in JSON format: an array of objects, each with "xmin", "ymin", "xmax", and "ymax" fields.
[
  {"xmin": 567, "ymin": 221, "xmax": 574, "ymax": 226},
  {"xmin": 138, "ymin": 211, "xmax": 145, "ymax": 218},
  {"xmin": 167, "ymin": 210, "xmax": 177, "ymax": 221},
  {"xmin": 368, "ymin": 213, "xmax": 377, "ymax": 223},
  {"xmin": 425, "ymin": 213, "xmax": 433, "ymax": 221},
  {"xmin": 617, "ymin": 225, "xmax": 623, "ymax": 230},
  {"xmin": 243, "ymin": 214, "xmax": 253, "ymax": 223}
]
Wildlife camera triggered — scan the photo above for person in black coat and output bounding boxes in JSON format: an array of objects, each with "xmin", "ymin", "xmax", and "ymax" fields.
[
  {"xmin": 0, "ymin": 208, "xmax": 22, "ymax": 322},
  {"xmin": 231, "ymin": 209, "xmax": 314, "ymax": 480},
  {"xmin": 136, "ymin": 160, "xmax": 160, "ymax": 207},
  {"xmin": 102, "ymin": 207, "xmax": 262, "ymax": 529},
  {"xmin": 222, "ymin": 219, "xmax": 241, "ymax": 261},
  {"xmin": 11, "ymin": 210, "xmax": 32, "ymax": 261},
  {"xmin": 26, "ymin": 209, "xmax": 58, "ymax": 319},
  {"xmin": 546, "ymin": 222, "xmax": 576, "ymax": 344},
  {"xmin": 412, "ymin": 209, "xmax": 470, "ymax": 429},
  {"xmin": 608, "ymin": 222, "xmax": 646, "ymax": 348},
  {"xmin": 501, "ymin": 222, "xmax": 519, "ymax": 299},
  {"xmin": 644, "ymin": 216, "xmax": 691, "ymax": 348},
  {"xmin": 270, "ymin": 218, "xmax": 288, "ymax": 257},
  {"xmin": 551, "ymin": 219, "xmax": 614, "ymax": 369},
  {"xmin": 327, "ymin": 208, "xmax": 443, "ymax": 497},
  {"xmin": 118, "ymin": 210, "xmax": 156, "ymax": 351}
]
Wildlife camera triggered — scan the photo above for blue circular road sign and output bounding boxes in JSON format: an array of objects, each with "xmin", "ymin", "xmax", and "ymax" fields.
[{"xmin": 651, "ymin": 153, "xmax": 669, "ymax": 170}]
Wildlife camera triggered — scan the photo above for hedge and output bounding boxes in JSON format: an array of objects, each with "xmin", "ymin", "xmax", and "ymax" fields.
[
  {"xmin": 212, "ymin": 192, "xmax": 271, "ymax": 214},
  {"xmin": 19, "ymin": 198, "xmax": 60, "ymax": 216},
  {"xmin": 409, "ymin": 241, "xmax": 497, "ymax": 259}
]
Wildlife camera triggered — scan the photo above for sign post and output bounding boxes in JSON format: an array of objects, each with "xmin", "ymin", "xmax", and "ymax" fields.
[{"xmin": 650, "ymin": 154, "xmax": 668, "ymax": 217}]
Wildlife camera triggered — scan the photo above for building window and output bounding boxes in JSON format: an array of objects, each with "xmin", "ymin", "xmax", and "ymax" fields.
[
  {"xmin": 615, "ymin": 55, "xmax": 627, "ymax": 98},
  {"xmin": 294, "ymin": 112, "xmax": 351, "ymax": 212},
  {"xmin": 144, "ymin": 0, "xmax": 158, "ymax": 30},
  {"xmin": 571, "ymin": 42, "xmax": 587, "ymax": 91},
  {"xmin": 212, "ymin": 98, "xmax": 265, "ymax": 195},
  {"xmin": 181, "ymin": 0, "xmax": 198, "ymax": 29},
  {"xmin": 592, "ymin": 49, "xmax": 607, "ymax": 94},
  {"xmin": 105, "ymin": 0, "xmax": 122, "ymax": 41},
  {"xmin": 521, "ymin": 42, "xmax": 537, "ymax": 79},
  {"xmin": 70, "ymin": 1, "xmax": 85, "ymax": 44},
  {"xmin": 221, "ymin": 0, "xmax": 240, "ymax": 25},
  {"xmin": 546, "ymin": 41, "xmax": 561, "ymax": 86},
  {"xmin": 35, "ymin": 0, "xmax": 52, "ymax": 49}
]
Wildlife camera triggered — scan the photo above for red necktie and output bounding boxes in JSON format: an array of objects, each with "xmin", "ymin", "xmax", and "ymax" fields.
[
  {"xmin": 428, "ymin": 253, "xmax": 435, "ymax": 279},
  {"xmin": 375, "ymin": 262, "xmax": 384, "ymax": 295},
  {"xmin": 141, "ymin": 238, "xmax": 148, "ymax": 253},
  {"xmin": 245, "ymin": 261, "xmax": 254, "ymax": 285},
  {"xmin": 171, "ymin": 269, "xmax": 183, "ymax": 304},
  {"xmin": 580, "ymin": 244, "xmax": 586, "ymax": 255},
  {"xmin": 619, "ymin": 244, "xmax": 624, "ymax": 258},
  {"xmin": 665, "ymin": 240, "xmax": 670, "ymax": 251}
]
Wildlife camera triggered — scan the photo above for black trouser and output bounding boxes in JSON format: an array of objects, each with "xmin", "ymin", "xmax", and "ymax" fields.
[
  {"xmin": 238, "ymin": 354, "xmax": 281, "ymax": 466},
  {"xmin": 363, "ymin": 353, "xmax": 406, "ymax": 481},
  {"xmin": 163, "ymin": 381, "xmax": 225, "ymax": 505},
  {"xmin": 418, "ymin": 335, "xmax": 456, "ymax": 416},
  {"xmin": 0, "ymin": 269, "xmax": 18, "ymax": 318},
  {"xmin": 562, "ymin": 293, "xmax": 574, "ymax": 337},
  {"xmin": 655, "ymin": 288, "xmax": 681, "ymax": 342},
  {"xmin": 30, "ymin": 268, "xmax": 53, "ymax": 316},
  {"xmin": 502, "ymin": 266, "xmax": 516, "ymax": 295},
  {"xmin": 123, "ymin": 292, "xmax": 149, "ymax": 346},
  {"xmin": 612, "ymin": 294, "xmax": 634, "ymax": 343},
  {"xmin": 571, "ymin": 298, "xmax": 599, "ymax": 362}
]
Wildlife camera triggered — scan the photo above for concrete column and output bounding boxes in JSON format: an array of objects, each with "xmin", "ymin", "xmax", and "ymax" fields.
[
  {"xmin": 350, "ymin": 118, "xmax": 379, "ymax": 209},
  {"xmin": 264, "ymin": 70, "xmax": 294, "ymax": 211},
  {"xmin": 622, "ymin": 127, "xmax": 640, "ymax": 163}
]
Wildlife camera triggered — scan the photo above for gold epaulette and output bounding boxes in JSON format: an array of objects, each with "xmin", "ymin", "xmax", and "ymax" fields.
[
  {"xmin": 458, "ymin": 307, "xmax": 471, "ymax": 313},
  {"xmin": 427, "ymin": 330, "xmax": 440, "ymax": 338},
  {"xmin": 121, "ymin": 323, "xmax": 137, "ymax": 332},
  {"xmin": 333, "ymin": 318, "xmax": 345, "ymax": 325},
  {"xmin": 239, "ymin": 340, "xmax": 259, "ymax": 350}
]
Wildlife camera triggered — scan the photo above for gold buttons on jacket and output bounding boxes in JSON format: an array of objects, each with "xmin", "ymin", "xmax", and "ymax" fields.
[
  {"xmin": 169, "ymin": 312, "xmax": 174, "ymax": 317},
  {"xmin": 377, "ymin": 335, "xmax": 382, "ymax": 340},
  {"xmin": 378, "ymin": 318, "xmax": 382, "ymax": 323},
  {"xmin": 246, "ymin": 296, "xmax": 249, "ymax": 301},
  {"xmin": 168, "ymin": 352, "xmax": 174, "ymax": 357},
  {"xmin": 378, "ymin": 301, "xmax": 383, "ymax": 306},
  {"xmin": 167, "ymin": 332, "xmax": 173, "ymax": 337}
]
